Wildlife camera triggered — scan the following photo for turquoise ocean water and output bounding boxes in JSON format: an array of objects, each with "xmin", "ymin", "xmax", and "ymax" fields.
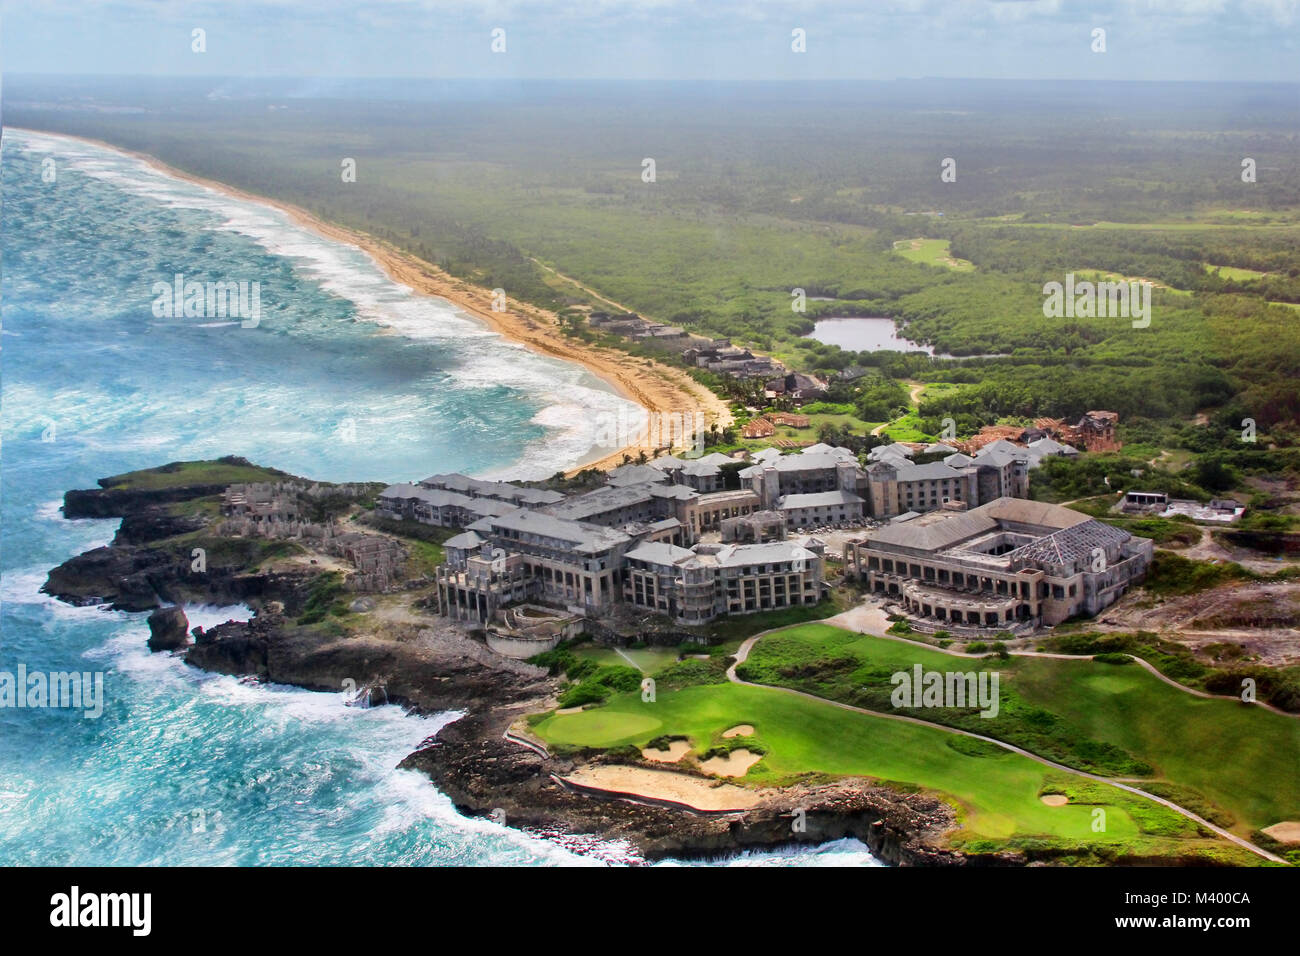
[{"xmin": 0, "ymin": 129, "xmax": 877, "ymax": 866}]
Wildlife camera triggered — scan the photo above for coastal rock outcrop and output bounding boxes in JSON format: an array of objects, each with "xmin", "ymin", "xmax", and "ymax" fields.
[
  {"xmin": 147, "ymin": 605, "xmax": 191, "ymax": 651},
  {"xmin": 44, "ymin": 458, "xmax": 979, "ymax": 866},
  {"xmin": 403, "ymin": 706, "xmax": 970, "ymax": 865}
]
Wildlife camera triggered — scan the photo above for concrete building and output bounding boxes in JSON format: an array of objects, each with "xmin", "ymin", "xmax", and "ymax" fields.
[
  {"xmin": 376, "ymin": 483, "xmax": 520, "ymax": 528},
  {"xmin": 844, "ymin": 498, "xmax": 1153, "ymax": 633},
  {"xmin": 436, "ymin": 509, "xmax": 634, "ymax": 621},
  {"xmin": 623, "ymin": 539, "xmax": 824, "ymax": 624},
  {"xmin": 739, "ymin": 443, "xmax": 1031, "ymax": 525}
]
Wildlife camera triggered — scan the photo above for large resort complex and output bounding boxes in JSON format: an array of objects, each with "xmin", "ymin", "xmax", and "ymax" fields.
[
  {"xmin": 844, "ymin": 497, "xmax": 1153, "ymax": 634},
  {"xmin": 375, "ymin": 428, "xmax": 1152, "ymax": 637}
]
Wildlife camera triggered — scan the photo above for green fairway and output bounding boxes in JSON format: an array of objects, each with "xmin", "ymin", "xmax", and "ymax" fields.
[
  {"xmin": 892, "ymin": 237, "xmax": 974, "ymax": 271},
  {"xmin": 532, "ymin": 680, "xmax": 1261, "ymax": 860},
  {"xmin": 740, "ymin": 623, "xmax": 1300, "ymax": 839},
  {"xmin": 536, "ymin": 682, "xmax": 1148, "ymax": 843}
]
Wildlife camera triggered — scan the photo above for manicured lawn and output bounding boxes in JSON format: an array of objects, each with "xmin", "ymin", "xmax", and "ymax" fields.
[
  {"xmin": 742, "ymin": 623, "xmax": 1300, "ymax": 838},
  {"xmin": 1010, "ymin": 657, "xmax": 1300, "ymax": 838},
  {"xmin": 534, "ymin": 682, "xmax": 1159, "ymax": 845}
]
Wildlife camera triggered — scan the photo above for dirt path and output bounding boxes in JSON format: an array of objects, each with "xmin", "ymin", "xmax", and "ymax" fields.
[
  {"xmin": 724, "ymin": 627, "xmax": 1287, "ymax": 863},
  {"xmin": 528, "ymin": 256, "xmax": 639, "ymax": 315},
  {"xmin": 872, "ymin": 382, "xmax": 927, "ymax": 437}
]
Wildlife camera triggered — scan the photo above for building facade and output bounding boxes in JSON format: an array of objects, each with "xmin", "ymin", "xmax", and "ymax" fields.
[{"xmin": 844, "ymin": 498, "xmax": 1153, "ymax": 632}]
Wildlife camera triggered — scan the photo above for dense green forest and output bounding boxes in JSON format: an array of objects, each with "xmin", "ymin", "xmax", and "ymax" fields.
[{"xmin": 9, "ymin": 76, "xmax": 1298, "ymax": 454}]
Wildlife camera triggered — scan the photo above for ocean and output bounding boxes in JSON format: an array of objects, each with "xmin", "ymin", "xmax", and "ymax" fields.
[{"xmin": 0, "ymin": 128, "xmax": 879, "ymax": 867}]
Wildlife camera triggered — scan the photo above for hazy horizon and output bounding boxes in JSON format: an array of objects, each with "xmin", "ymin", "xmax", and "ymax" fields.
[{"xmin": 2, "ymin": 0, "xmax": 1296, "ymax": 83}]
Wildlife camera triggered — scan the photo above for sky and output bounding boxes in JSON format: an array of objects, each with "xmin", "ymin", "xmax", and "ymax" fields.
[{"xmin": 1, "ymin": 0, "xmax": 1297, "ymax": 82}]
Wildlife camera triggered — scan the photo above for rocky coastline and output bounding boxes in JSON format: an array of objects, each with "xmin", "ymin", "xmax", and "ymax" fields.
[{"xmin": 43, "ymin": 464, "xmax": 971, "ymax": 866}]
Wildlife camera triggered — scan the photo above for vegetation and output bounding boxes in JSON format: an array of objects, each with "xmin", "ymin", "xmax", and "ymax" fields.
[
  {"xmin": 736, "ymin": 624, "xmax": 1300, "ymax": 836},
  {"xmin": 531, "ymin": 681, "xmax": 1255, "ymax": 863},
  {"xmin": 98, "ymin": 456, "xmax": 295, "ymax": 491},
  {"xmin": 296, "ymin": 571, "xmax": 349, "ymax": 625}
]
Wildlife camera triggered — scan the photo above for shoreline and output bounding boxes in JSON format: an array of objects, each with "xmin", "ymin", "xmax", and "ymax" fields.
[
  {"xmin": 12, "ymin": 127, "xmax": 731, "ymax": 476},
  {"xmin": 45, "ymin": 472, "xmax": 955, "ymax": 866}
]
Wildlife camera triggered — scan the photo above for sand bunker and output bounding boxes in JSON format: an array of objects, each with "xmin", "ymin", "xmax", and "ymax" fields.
[
  {"xmin": 563, "ymin": 766, "xmax": 760, "ymax": 812},
  {"xmin": 722, "ymin": 724, "xmax": 755, "ymax": 738},
  {"xmin": 1040, "ymin": 794, "xmax": 1069, "ymax": 807},
  {"xmin": 699, "ymin": 749, "xmax": 762, "ymax": 777},
  {"xmin": 641, "ymin": 740, "xmax": 691, "ymax": 763},
  {"xmin": 1262, "ymin": 821, "xmax": 1300, "ymax": 844}
]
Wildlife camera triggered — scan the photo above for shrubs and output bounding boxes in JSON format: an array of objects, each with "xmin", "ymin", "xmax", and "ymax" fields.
[
  {"xmin": 556, "ymin": 664, "xmax": 643, "ymax": 708},
  {"xmin": 655, "ymin": 656, "xmax": 730, "ymax": 689},
  {"xmin": 297, "ymin": 572, "xmax": 347, "ymax": 625},
  {"xmin": 1144, "ymin": 551, "xmax": 1253, "ymax": 596},
  {"xmin": 1093, "ymin": 652, "xmax": 1134, "ymax": 665},
  {"xmin": 887, "ymin": 619, "xmax": 913, "ymax": 635}
]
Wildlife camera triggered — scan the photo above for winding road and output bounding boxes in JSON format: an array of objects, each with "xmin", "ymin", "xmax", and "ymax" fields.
[{"xmin": 724, "ymin": 624, "xmax": 1288, "ymax": 864}]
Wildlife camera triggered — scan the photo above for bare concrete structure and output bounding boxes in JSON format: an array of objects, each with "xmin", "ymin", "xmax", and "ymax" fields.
[{"xmin": 844, "ymin": 498, "xmax": 1152, "ymax": 633}]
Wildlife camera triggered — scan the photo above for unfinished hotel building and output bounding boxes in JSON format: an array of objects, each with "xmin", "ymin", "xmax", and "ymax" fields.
[{"xmin": 843, "ymin": 498, "xmax": 1153, "ymax": 634}]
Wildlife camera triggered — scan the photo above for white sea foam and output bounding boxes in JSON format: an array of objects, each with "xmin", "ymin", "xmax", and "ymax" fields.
[
  {"xmin": 183, "ymin": 603, "xmax": 254, "ymax": 631},
  {"xmin": 6, "ymin": 129, "xmax": 641, "ymax": 478}
]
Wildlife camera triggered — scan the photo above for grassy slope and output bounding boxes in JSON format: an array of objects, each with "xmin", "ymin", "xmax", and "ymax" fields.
[
  {"xmin": 99, "ymin": 459, "xmax": 293, "ymax": 490},
  {"xmin": 535, "ymin": 682, "xmax": 1163, "ymax": 845},
  {"xmin": 742, "ymin": 624, "xmax": 1300, "ymax": 837}
]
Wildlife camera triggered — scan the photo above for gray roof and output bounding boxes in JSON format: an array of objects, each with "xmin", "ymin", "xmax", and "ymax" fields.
[
  {"xmin": 465, "ymin": 498, "xmax": 520, "ymax": 518},
  {"xmin": 763, "ymin": 452, "xmax": 857, "ymax": 473},
  {"xmin": 778, "ymin": 489, "xmax": 865, "ymax": 509},
  {"xmin": 419, "ymin": 473, "xmax": 564, "ymax": 505},
  {"xmin": 1028, "ymin": 437, "xmax": 1078, "ymax": 456},
  {"xmin": 895, "ymin": 461, "xmax": 972, "ymax": 482},
  {"xmin": 868, "ymin": 497, "xmax": 1091, "ymax": 553},
  {"xmin": 650, "ymin": 455, "xmax": 689, "ymax": 470},
  {"xmin": 542, "ymin": 483, "xmax": 660, "ymax": 520},
  {"xmin": 870, "ymin": 442, "xmax": 916, "ymax": 460},
  {"xmin": 649, "ymin": 484, "xmax": 700, "ymax": 501},
  {"xmin": 488, "ymin": 509, "xmax": 631, "ymax": 554},
  {"xmin": 713, "ymin": 542, "xmax": 818, "ymax": 568},
  {"xmin": 443, "ymin": 530, "xmax": 485, "ymax": 549},
  {"xmin": 379, "ymin": 484, "xmax": 474, "ymax": 508},
  {"xmin": 380, "ymin": 482, "xmax": 426, "ymax": 499},
  {"xmin": 607, "ymin": 464, "xmax": 670, "ymax": 487},
  {"xmin": 625, "ymin": 542, "xmax": 695, "ymax": 566}
]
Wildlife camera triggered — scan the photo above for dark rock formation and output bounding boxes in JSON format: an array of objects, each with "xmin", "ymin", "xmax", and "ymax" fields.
[
  {"xmin": 402, "ymin": 705, "xmax": 971, "ymax": 865},
  {"xmin": 44, "ymin": 459, "xmax": 984, "ymax": 865},
  {"xmin": 147, "ymin": 605, "xmax": 191, "ymax": 651},
  {"xmin": 186, "ymin": 615, "xmax": 552, "ymax": 713}
]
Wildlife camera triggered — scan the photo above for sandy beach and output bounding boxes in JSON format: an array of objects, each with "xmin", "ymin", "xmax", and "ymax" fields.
[{"xmin": 21, "ymin": 128, "xmax": 731, "ymax": 476}]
